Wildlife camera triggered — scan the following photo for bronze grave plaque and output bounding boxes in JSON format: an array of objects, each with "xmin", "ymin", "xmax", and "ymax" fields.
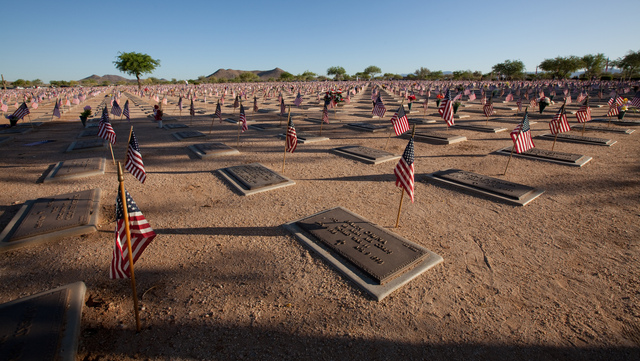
[
  {"xmin": 277, "ymin": 132, "xmax": 329, "ymax": 144},
  {"xmin": 332, "ymin": 146, "xmax": 400, "ymax": 165},
  {"xmin": 65, "ymin": 139, "xmax": 105, "ymax": 152},
  {"xmin": 44, "ymin": 157, "xmax": 105, "ymax": 182},
  {"xmin": 426, "ymin": 169, "xmax": 544, "ymax": 206},
  {"xmin": 345, "ymin": 122, "xmax": 389, "ymax": 132},
  {"xmin": 536, "ymin": 133, "xmax": 616, "ymax": 146},
  {"xmin": 163, "ymin": 123, "xmax": 189, "ymax": 129},
  {"xmin": 494, "ymin": 147, "xmax": 592, "ymax": 167},
  {"xmin": 402, "ymin": 131, "xmax": 467, "ymax": 145},
  {"xmin": 296, "ymin": 207, "xmax": 429, "ymax": 284},
  {"xmin": 188, "ymin": 143, "xmax": 239, "ymax": 159},
  {"xmin": 77, "ymin": 128, "xmax": 99, "ymax": 138},
  {"xmin": 172, "ymin": 130, "xmax": 205, "ymax": 141},
  {"xmin": 453, "ymin": 124, "xmax": 507, "ymax": 133},
  {"xmin": 217, "ymin": 163, "xmax": 295, "ymax": 196}
]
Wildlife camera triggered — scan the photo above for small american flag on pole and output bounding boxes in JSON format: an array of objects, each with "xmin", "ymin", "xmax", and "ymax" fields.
[
  {"xmin": 286, "ymin": 116, "xmax": 297, "ymax": 153},
  {"xmin": 110, "ymin": 188, "xmax": 156, "ymax": 279},
  {"xmin": 215, "ymin": 102, "xmax": 222, "ymax": 122},
  {"xmin": 483, "ymin": 98, "xmax": 494, "ymax": 117},
  {"xmin": 510, "ymin": 110, "xmax": 535, "ymax": 153},
  {"xmin": 253, "ymin": 97, "xmax": 258, "ymax": 113},
  {"xmin": 280, "ymin": 98, "xmax": 286, "ymax": 116},
  {"xmin": 125, "ymin": 131, "xmax": 146, "ymax": 183},
  {"xmin": 98, "ymin": 107, "xmax": 117, "ymax": 144},
  {"xmin": 438, "ymin": 89, "xmax": 454, "ymax": 127},
  {"xmin": 294, "ymin": 92, "xmax": 303, "ymax": 107},
  {"xmin": 178, "ymin": 97, "xmax": 183, "ymax": 110},
  {"xmin": 576, "ymin": 98, "xmax": 592, "ymax": 123},
  {"xmin": 322, "ymin": 105, "xmax": 329, "ymax": 124},
  {"xmin": 12, "ymin": 102, "xmax": 30, "ymax": 120},
  {"xmin": 111, "ymin": 100, "xmax": 122, "ymax": 116},
  {"xmin": 630, "ymin": 91, "xmax": 640, "ymax": 108},
  {"xmin": 390, "ymin": 105, "xmax": 410, "ymax": 136},
  {"xmin": 189, "ymin": 99, "xmax": 195, "ymax": 116},
  {"xmin": 123, "ymin": 100, "xmax": 130, "ymax": 121},
  {"xmin": 549, "ymin": 104, "xmax": 570, "ymax": 134},
  {"xmin": 52, "ymin": 99, "xmax": 61, "ymax": 118},
  {"xmin": 239, "ymin": 104, "xmax": 247, "ymax": 132},
  {"xmin": 394, "ymin": 137, "xmax": 415, "ymax": 203},
  {"xmin": 372, "ymin": 96, "xmax": 386, "ymax": 117}
]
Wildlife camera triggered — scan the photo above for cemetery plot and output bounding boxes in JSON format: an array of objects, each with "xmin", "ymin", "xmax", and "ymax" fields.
[
  {"xmin": 494, "ymin": 147, "xmax": 592, "ymax": 167},
  {"xmin": 223, "ymin": 118, "xmax": 256, "ymax": 125},
  {"xmin": 591, "ymin": 118, "xmax": 640, "ymax": 126},
  {"xmin": 402, "ymin": 130, "xmax": 467, "ymax": 145},
  {"xmin": 249, "ymin": 123, "xmax": 283, "ymax": 131},
  {"xmin": 172, "ymin": 131, "xmax": 206, "ymax": 141},
  {"xmin": 277, "ymin": 132, "xmax": 329, "ymax": 144},
  {"xmin": 570, "ymin": 125, "xmax": 634, "ymax": 134},
  {"xmin": 0, "ymin": 282, "xmax": 86, "ymax": 361},
  {"xmin": 65, "ymin": 139, "xmax": 106, "ymax": 152},
  {"xmin": 0, "ymin": 127, "xmax": 32, "ymax": 135},
  {"xmin": 217, "ymin": 163, "xmax": 295, "ymax": 196},
  {"xmin": 283, "ymin": 207, "xmax": 443, "ymax": 301},
  {"xmin": 0, "ymin": 136, "xmax": 13, "ymax": 145},
  {"xmin": 535, "ymin": 133, "xmax": 616, "ymax": 146},
  {"xmin": 453, "ymin": 124, "xmax": 507, "ymax": 133},
  {"xmin": 43, "ymin": 157, "xmax": 105, "ymax": 182},
  {"xmin": 345, "ymin": 122, "xmax": 389, "ymax": 133},
  {"xmin": 77, "ymin": 128, "xmax": 99, "ymax": 138},
  {"xmin": 408, "ymin": 118, "xmax": 436, "ymax": 125},
  {"xmin": 0, "ymin": 189, "xmax": 101, "ymax": 253},
  {"xmin": 331, "ymin": 146, "xmax": 400, "ymax": 165},
  {"xmin": 163, "ymin": 123, "xmax": 189, "ymax": 130},
  {"xmin": 188, "ymin": 143, "xmax": 239, "ymax": 159},
  {"xmin": 425, "ymin": 169, "xmax": 544, "ymax": 206},
  {"xmin": 489, "ymin": 118, "xmax": 538, "ymax": 125}
]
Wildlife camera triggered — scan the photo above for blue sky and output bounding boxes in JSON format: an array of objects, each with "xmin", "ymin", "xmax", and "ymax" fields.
[{"xmin": 2, "ymin": 0, "xmax": 638, "ymax": 82}]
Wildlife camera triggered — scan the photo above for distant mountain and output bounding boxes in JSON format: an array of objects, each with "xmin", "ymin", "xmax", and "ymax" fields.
[
  {"xmin": 207, "ymin": 68, "xmax": 286, "ymax": 81},
  {"xmin": 80, "ymin": 74, "xmax": 134, "ymax": 83}
]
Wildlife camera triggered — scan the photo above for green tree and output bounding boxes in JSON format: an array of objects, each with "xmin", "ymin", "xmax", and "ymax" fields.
[
  {"xmin": 12, "ymin": 79, "xmax": 26, "ymax": 88},
  {"xmin": 239, "ymin": 72, "xmax": 260, "ymax": 82},
  {"xmin": 538, "ymin": 56, "xmax": 583, "ymax": 79},
  {"xmin": 31, "ymin": 79, "xmax": 42, "ymax": 87},
  {"xmin": 279, "ymin": 72, "xmax": 294, "ymax": 81},
  {"xmin": 363, "ymin": 65, "xmax": 381, "ymax": 78},
  {"xmin": 414, "ymin": 67, "xmax": 430, "ymax": 80},
  {"xmin": 581, "ymin": 53, "xmax": 607, "ymax": 79},
  {"xmin": 298, "ymin": 70, "xmax": 316, "ymax": 81},
  {"xmin": 428, "ymin": 70, "xmax": 443, "ymax": 80},
  {"xmin": 492, "ymin": 60, "xmax": 525, "ymax": 80},
  {"xmin": 327, "ymin": 66, "xmax": 346, "ymax": 80},
  {"xmin": 113, "ymin": 51, "xmax": 160, "ymax": 90},
  {"xmin": 355, "ymin": 72, "xmax": 370, "ymax": 80},
  {"xmin": 614, "ymin": 49, "xmax": 640, "ymax": 79}
]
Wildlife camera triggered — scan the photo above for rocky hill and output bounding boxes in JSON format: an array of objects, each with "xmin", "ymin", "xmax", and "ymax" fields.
[
  {"xmin": 207, "ymin": 68, "xmax": 286, "ymax": 81},
  {"xmin": 80, "ymin": 74, "xmax": 134, "ymax": 83}
]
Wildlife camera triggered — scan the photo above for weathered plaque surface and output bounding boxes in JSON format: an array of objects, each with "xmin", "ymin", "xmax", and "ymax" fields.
[
  {"xmin": 0, "ymin": 282, "xmax": 86, "ymax": 361},
  {"xmin": 77, "ymin": 128, "xmax": 99, "ymax": 138},
  {"xmin": 43, "ymin": 157, "xmax": 105, "ymax": 182},
  {"xmin": 453, "ymin": 124, "xmax": 507, "ymax": 133},
  {"xmin": 591, "ymin": 118, "xmax": 640, "ymax": 126},
  {"xmin": 426, "ymin": 169, "xmax": 544, "ymax": 206},
  {"xmin": 277, "ymin": 132, "xmax": 329, "ymax": 144},
  {"xmin": 0, "ymin": 136, "xmax": 13, "ymax": 145},
  {"xmin": 494, "ymin": 146, "xmax": 592, "ymax": 167},
  {"xmin": 402, "ymin": 131, "xmax": 467, "ymax": 145},
  {"xmin": 571, "ymin": 125, "xmax": 634, "ymax": 134},
  {"xmin": 536, "ymin": 133, "xmax": 616, "ymax": 146},
  {"xmin": 283, "ymin": 207, "xmax": 443, "ymax": 301},
  {"xmin": 163, "ymin": 123, "xmax": 189, "ymax": 130},
  {"xmin": 188, "ymin": 142, "xmax": 239, "ymax": 159},
  {"xmin": 345, "ymin": 122, "xmax": 389, "ymax": 132},
  {"xmin": 0, "ymin": 189, "xmax": 101, "ymax": 252},
  {"xmin": 65, "ymin": 139, "xmax": 106, "ymax": 152},
  {"xmin": 332, "ymin": 146, "xmax": 400, "ymax": 165},
  {"xmin": 217, "ymin": 163, "xmax": 295, "ymax": 196},
  {"xmin": 172, "ymin": 130, "xmax": 206, "ymax": 141}
]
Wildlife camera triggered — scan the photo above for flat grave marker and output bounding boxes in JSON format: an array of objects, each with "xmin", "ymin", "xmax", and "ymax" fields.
[
  {"xmin": 217, "ymin": 163, "xmax": 295, "ymax": 196},
  {"xmin": 0, "ymin": 189, "xmax": 101, "ymax": 252},
  {"xmin": 425, "ymin": 169, "xmax": 544, "ymax": 206},
  {"xmin": 0, "ymin": 136, "xmax": 13, "ymax": 145},
  {"xmin": 494, "ymin": 146, "xmax": 592, "ymax": 167},
  {"xmin": 332, "ymin": 145, "xmax": 400, "ymax": 165},
  {"xmin": 163, "ymin": 123, "xmax": 189, "ymax": 130},
  {"xmin": 591, "ymin": 118, "xmax": 640, "ymax": 126},
  {"xmin": 0, "ymin": 127, "xmax": 32, "ymax": 135},
  {"xmin": 172, "ymin": 130, "xmax": 206, "ymax": 141},
  {"xmin": 188, "ymin": 142, "xmax": 239, "ymax": 159},
  {"xmin": 65, "ymin": 139, "xmax": 106, "ymax": 153},
  {"xmin": 345, "ymin": 122, "xmax": 390, "ymax": 133},
  {"xmin": 535, "ymin": 133, "xmax": 616, "ymax": 146},
  {"xmin": 249, "ymin": 123, "xmax": 282, "ymax": 131},
  {"xmin": 453, "ymin": 124, "xmax": 507, "ymax": 133},
  {"xmin": 43, "ymin": 157, "xmax": 106, "ymax": 182},
  {"xmin": 570, "ymin": 125, "xmax": 634, "ymax": 134},
  {"xmin": 77, "ymin": 128, "xmax": 99, "ymax": 138},
  {"xmin": 408, "ymin": 118, "xmax": 436, "ymax": 125},
  {"xmin": 0, "ymin": 282, "xmax": 86, "ymax": 361},
  {"xmin": 283, "ymin": 207, "xmax": 443, "ymax": 301},
  {"xmin": 277, "ymin": 132, "xmax": 329, "ymax": 144},
  {"xmin": 402, "ymin": 130, "xmax": 467, "ymax": 145}
]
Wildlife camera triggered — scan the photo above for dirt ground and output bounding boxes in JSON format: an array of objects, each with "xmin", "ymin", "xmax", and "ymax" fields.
[{"xmin": 1, "ymin": 85, "xmax": 639, "ymax": 360}]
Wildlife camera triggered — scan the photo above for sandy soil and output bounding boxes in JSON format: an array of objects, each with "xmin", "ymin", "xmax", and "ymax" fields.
[{"xmin": 0, "ymin": 85, "xmax": 639, "ymax": 360}]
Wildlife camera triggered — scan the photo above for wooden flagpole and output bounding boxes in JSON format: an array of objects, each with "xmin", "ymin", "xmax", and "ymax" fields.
[
  {"xmin": 503, "ymin": 108, "xmax": 527, "ymax": 175},
  {"xmin": 395, "ymin": 125, "xmax": 415, "ymax": 228},
  {"xmin": 117, "ymin": 162, "xmax": 142, "ymax": 333},
  {"xmin": 282, "ymin": 106, "xmax": 291, "ymax": 173}
]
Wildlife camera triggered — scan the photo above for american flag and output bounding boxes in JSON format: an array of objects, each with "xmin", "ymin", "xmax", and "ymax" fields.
[
  {"xmin": 468, "ymin": 91, "xmax": 476, "ymax": 101},
  {"xmin": 529, "ymin": 98, "xmax": 537, "ymax": 108},
  {"xmin": 345, "ymin": 92, "xmax": 351, "ymax": 104},
  {"xmin": 253, "ymin": 97, "xmax": 258, "ymax": 113},
  {"xmin": 549, "ymin": 104, "xmax": 570, "ymax": 134},
  {"xmin": 607, "ymin": 95, "xmax": 623, "ymax": 107},
  {"xmin": 123, "ymin": 100, "xmax": 130, "ymax": 121},
  {"xmin": 565, "ymin": 94, "xmax": 572, "ymax": 105},
  {"xmin": 53, "ymin": 99, "xmax": 61, "ymax": 118},
  {"xmin": 125, "ymin": 131, "xmax": 146, "ymax": 183},
  {"xmin": 576, "ymin": 98, "xmax": 592, "ymax": 123},
  {"xmin": 516, "ymin": 98, "xmax": 522, "ymax": 112},
  {"xmin": 111, "ymin": 100, "xmax": 122, "ymax": 116},
  {"xmin": 178, "ymin": 97, "xmax": 183, "ymax": 110},
  {"xmin": 394, "ymin": 137, "xmax": 415, "ymax": 203},
  {"xmin": 239, "ymin": 104, "xmax": 247, "ymax": 132},
  {"xmin": 631, "ymin": 91, "xmax": 640, "ymax": 108},
  {"xmin": 607, "ymin": 96, "xmax": 623, "ymax": 116},
  {"xmin": 438, "ymin": 89, "xmax": 454, "ymax": 127},
  {"xmin": 510, "ymin": 110, "xmax": 535, "ymax": 153},
  {"xmin": 390, "ymin": 105, "xmax": 410, "ymax": 136},
  {"xmin": 322, "ymin": 105, "xmax": 329, "ymax": 124},
  {"xmin": 372, "ymin": 96, "xmax": 386, "ymax": 117},
  {"xmin": 286, "ymin": 116, "xmax": 297, "ymax": 153},
  {"xmin": 483, "ymin": 99, "xmax": 494, "ymax": 117},
  {"xmin": 280, "ymin": 98, "xmax": 286, "ymax": 116},
  {"xmin": 189, "ymin": 99, "xmax": 195, "ymax": 116},
  {"xmin": 98, "ymin": 107, "xmax": 116, "ymax": 144},
  {"xmin": 12, "ymin": 102, "xmax": 30, "ymax": 120},
  {"xmin": 110, "ymin": 188, "xmax": 156, "ymax": 279},
  {"xmin": 233, "ymin": 95, "xmax": 240, "ymax": 109},
  {"xmin": 576, "ymin": 92, "xmax": 586, "ymax": 103},
  {"xmin": 215, "ymin": 102, "xmax": 222, "ymax": 122},
  {"xmin": 294, "ymin": 92, "xmax": 303, "ymax": 107},
  {"xmin": 505, "ymin": 93, "xmax": 514, "ymax": 102}
]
